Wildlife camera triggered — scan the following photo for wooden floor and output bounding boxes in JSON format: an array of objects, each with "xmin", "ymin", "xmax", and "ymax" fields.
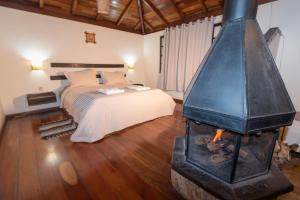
[{"xmin": 0, "ymin": 105, "xmax": 299, "ymax": 200}]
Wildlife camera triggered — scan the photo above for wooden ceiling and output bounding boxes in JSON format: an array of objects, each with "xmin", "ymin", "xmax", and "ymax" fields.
[{"xmin": 0, "ymin": 0, "xmax": 274, "ymax": 35}]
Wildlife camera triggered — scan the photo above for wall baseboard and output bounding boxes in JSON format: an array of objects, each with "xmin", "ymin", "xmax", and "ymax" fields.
[{"xmin": 7, "ymin": 107, "xmax": 61, "ymax": 119}]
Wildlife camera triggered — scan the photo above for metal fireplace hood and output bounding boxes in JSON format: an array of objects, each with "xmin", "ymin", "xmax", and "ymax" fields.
[{"xmin": 183, "ymin": 0, "xmax": 296, "ymax": 134}]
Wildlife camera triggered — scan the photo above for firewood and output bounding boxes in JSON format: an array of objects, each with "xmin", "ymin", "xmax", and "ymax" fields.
[
  {"xmin": 207, "ymin": 142, "xmax": 220, "ymax": 152},
  {"xmin": 273, "ymin": 141, "xmax": 292, "ymax": 167},
  {"xmin": 239, "ymin": 147, "xmax": 248, "ymax": 158},
  {"xmin": 274, "ymin": 140, "xmax": 281, "ymax": 153},
  {"xmin": 290, "ymin": 144, "xmax": 299, "ymax": 152},
  {"xmin": 194, "ymin": 135, "xmax": 212, "ymax": 145},
  {"xmin": 227, "ymin": 144, "xmax": 235, "ymax": 152},
  {"xmin": 226, "ymin": 144, "xmax": 248, "ymax": 158},
  {"xmin": 211, "ymin": 154, "xmax": 227, "ymax": 164},
  {"xmin": 279, "ymin": 142, "xmax": 291, "ymax": 161}
]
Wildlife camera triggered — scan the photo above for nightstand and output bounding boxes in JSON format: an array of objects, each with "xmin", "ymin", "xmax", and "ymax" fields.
[
  {"xmin": 27, "ymin": 92, "xmax": 57, "ymax": 106},
  {"xmin": 132, "ymin": 83, "xmax": 144, "ymax": 86}
]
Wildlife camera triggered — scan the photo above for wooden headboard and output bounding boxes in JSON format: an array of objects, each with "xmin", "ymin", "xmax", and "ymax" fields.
[{"xmin": 50, "ymin": 63, "xmax": 125, "ymax": 80}]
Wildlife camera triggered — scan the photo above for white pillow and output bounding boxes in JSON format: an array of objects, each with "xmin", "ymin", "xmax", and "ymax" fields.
[
  {"xmin": 100, "ymin": 71, "xmax": 127, "ymax": 85},
  {"xmin": 64, "ymin": 69, "xmax": 98, "ymax": 86}
]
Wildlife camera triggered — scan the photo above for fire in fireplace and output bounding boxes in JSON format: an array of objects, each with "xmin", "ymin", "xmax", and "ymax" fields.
[
  {"xmin": 171, "ymin": 0, "xmax": 296, "ymax": 199},
  {"xmin": 187, "ymin": 121, "xmax": 277, "ymax": 184}
]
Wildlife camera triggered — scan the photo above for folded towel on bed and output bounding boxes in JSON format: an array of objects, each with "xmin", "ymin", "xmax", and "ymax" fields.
[
  {"xmin": 127, "ymin": 85, "xmax": 151, "ymax": 91},
  {"xmin": 97, "ymin": 88, "xmax": 125, "ymax": 95}
]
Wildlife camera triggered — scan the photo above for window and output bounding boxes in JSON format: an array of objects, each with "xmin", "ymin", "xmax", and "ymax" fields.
[
  {"xmin": 159, "ymin": 22, "xmax": 222, "ymax": 74},
  {"xmin": 159, "ymin": 35, "xmax": 164, "ymax": 74},
  {"xmin": 212, "ymin": 22, "xmax": 222, "ymax": 43}
]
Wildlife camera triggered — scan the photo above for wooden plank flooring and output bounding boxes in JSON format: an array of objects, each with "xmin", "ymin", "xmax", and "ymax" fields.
[{"xmin": 0, "ymin": 105, "xmax": 299, "ymax": 200}]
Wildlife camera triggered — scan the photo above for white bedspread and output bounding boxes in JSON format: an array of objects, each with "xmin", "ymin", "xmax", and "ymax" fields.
[{"xmin": 61, "ymin": 84, "xmax": 176, "ymax": 143}]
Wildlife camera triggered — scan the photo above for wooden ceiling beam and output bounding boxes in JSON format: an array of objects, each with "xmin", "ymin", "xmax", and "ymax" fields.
[
  {"xmin": 39, "ymin": 0, "xmax": 44, "ymax": 8},
  {"xmin": 169, "ymin": 0, "xmax": 184, "ymax": 21},
  {"xmin": 134, "ymin": 21, "xmax": 141, "ymax": 30},
  {"xmin": 0, "ymin": 0, "xmax": 276, "ymax": 35},
  {"xmin": 71, "ymin": 0, "xmax": 77, "ymax": 15},
  {"xmin": 143, "ymin": 0, "xmax": 168, "ymax": 25},
  {"xmin": 182, "ymin": 6, "xmax": 223, "ymax": 22},
  {"xmin": 153, "ymin": 6, "xmax": 223, "ymax": 32},
  {"xmin": 217, "ymin": 0, "xmax": 224, "ymax": 7},
  {"xmin": 0, "ymin": 0, "xmax": 141, "ymax": 34},
  {"xmin": 116, "ymin": 0, "xmax": 133, "ymax": 26},
  {"xmin": 96, "ymin": 13, "xmax": 102, "ymax": 21},
  {"xmin": 136, "ymin": 0, "xmax": 145, "ymax": 34},
  {"xmin": 144, "ymin": 19, "xmax": 153, "ymax": 31},
  {"xmin": 198, "ymin": 0, "xmax": 209, "ymax": 15}
]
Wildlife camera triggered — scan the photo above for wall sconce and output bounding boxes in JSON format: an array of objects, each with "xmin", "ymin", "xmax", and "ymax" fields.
[
  {"xmin": 31, "ymin": 60, "xmax": 44, "ymax": 70},
  {"xmin": 124, "ymin": 55, "xmax": 136, "ymax": 72},
  {"xmin": 128, "ymin": 65, "xmax": 135, "ymax": 72}
]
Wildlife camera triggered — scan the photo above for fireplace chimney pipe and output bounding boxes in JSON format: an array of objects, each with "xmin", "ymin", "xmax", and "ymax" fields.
[{"xmin": 223, "ymin": 0, "xmax": 258, "ymax": 23}]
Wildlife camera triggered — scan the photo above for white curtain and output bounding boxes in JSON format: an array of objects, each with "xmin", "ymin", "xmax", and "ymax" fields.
[{"xmin": 162, "ymin": 17, "xmax": 214, "ymax": 92}]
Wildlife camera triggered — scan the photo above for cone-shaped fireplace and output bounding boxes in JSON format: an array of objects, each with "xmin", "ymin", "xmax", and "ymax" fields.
[
  {"xmin": 184, "ymin": 0, "xmax": 295, "ymax": 133},
  {"xmin": 171, "ymin": 0, "xmax": 296, "ymax": 199}
]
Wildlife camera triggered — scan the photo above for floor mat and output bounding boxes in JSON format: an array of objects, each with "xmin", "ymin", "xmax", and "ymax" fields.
[{"xmin": 38, "ymin": 118, "xmax": 77, "ymax": 140}]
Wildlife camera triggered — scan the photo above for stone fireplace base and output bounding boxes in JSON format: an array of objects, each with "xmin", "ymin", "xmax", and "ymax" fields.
[
  {"xmin": 171, "ymin": 136, "xmax": 293, "ymax": 200},
  {"xmin": 171, "ymin": 169, "xmax": 219, "ymax": 200}
]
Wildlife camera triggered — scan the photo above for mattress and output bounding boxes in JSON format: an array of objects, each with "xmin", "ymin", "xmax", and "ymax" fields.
[{"xmin": 61, "ymin": 84, "xmax": 176, "ymax": 143}]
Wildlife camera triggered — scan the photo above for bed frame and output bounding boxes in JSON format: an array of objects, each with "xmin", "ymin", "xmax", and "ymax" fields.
[{"xmin": 49, "ymin": 63, "xmax": 125, "ymax": 80}]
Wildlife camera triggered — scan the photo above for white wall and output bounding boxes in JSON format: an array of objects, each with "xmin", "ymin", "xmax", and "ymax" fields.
[
  {"xmin": 0, "ymin": 99, "xmax": 5, "ymax": 133},
  {"xmin": 1, "ymin": 0, "xmax": 300, "ymax": 115},
  {"xmin": 256, "ymin": 0, "xmax": 300, "ymax": 111},
  {"xmin": 143, "ymin": 0, "xmax": 300, "ymax": 112},
  {"xmin": 0, "ymin": 7, "xmax": 145, "ymax": 115}
]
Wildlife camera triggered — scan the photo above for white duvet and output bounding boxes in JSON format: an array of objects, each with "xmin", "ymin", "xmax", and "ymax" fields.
[{"xmin": 61, "ymin": 84, "xmax": 176, "ymax": 143}]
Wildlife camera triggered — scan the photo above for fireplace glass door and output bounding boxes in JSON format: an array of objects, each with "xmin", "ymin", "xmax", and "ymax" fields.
[{"xmin": 186, "ymin": 121, "xmax": 278, "ymax": 183}]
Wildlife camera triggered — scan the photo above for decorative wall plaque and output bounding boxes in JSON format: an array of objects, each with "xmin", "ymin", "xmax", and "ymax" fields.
[{"xmin": 84, "ymin": 31, "xmax": 96, "ymax": 44}]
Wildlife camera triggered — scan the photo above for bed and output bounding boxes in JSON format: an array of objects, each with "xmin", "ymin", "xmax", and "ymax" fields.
[{"xmin": 61, "ymin": 84, "xmax": 176, "ymax": 143}]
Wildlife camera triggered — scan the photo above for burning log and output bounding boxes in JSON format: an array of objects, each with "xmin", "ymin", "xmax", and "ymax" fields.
[
  {"xmin": 207, "ymin": 142, "xmax": 220, "ymax": 152},
  {"xmin": 194, "ymin": 135, "xmax": 212, "ymax": 145}
]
